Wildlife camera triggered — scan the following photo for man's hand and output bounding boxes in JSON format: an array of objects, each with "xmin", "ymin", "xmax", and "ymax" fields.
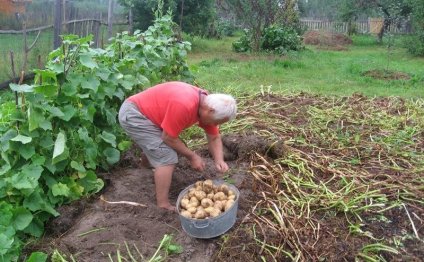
[
  {"xmin": 215, "ymin": 160, "xmax": 229, "ymax": 173},
  {"xmin": 189, "ymin": 153, "xmax": 206, "ymax": 171}
]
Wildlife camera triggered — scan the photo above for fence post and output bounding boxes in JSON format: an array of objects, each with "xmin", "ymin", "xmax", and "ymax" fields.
[
  {"xmin": 107, "ymin": 0, "xmax": 114, "ymax": 40},
  {"xmin": 54, "ymin": 0, "xmax": 63, "ymax": 49}
]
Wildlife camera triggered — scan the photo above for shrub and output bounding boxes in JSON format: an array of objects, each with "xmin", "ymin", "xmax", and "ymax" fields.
[
  {"xmin": 405, "ymin": 32, "xmax": 424, "ymax": 56},
  {"xmin": 261, "ymin": 25, "xmax": 304, "ymax": 55},
  {"xmin": 232, "ymin": 29, "xmax": 251, "ymax": 52}
]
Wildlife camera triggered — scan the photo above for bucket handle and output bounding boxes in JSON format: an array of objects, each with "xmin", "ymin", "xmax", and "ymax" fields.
[{"xmin": 193, "ymin": 220, "xmax": 210, "ymax": 229}]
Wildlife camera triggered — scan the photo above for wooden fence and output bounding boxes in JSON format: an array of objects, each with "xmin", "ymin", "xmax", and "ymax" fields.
[{"xmin": 300, "ymin": 19, "xmax": 412, "ymax": 34}]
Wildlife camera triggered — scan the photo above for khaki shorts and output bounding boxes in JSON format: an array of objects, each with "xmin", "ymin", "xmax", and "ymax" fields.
[{"xmin": 118, "ymin": 100, "xmax": 178, "ymax": 167}]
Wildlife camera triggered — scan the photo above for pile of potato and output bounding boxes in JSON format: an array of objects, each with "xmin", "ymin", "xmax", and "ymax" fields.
[{"xmin": 179, "ymin": 180, "xmax": 237, "ymax": 219}]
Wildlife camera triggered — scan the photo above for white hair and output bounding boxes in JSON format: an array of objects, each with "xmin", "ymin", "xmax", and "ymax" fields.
[{"xmin": 204, "ymin": 94, "xmax": 237, "ymax": 121}]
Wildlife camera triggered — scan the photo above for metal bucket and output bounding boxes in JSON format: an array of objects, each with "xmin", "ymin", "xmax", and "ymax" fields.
[{"xmin": 176, "ymin": 180, "xmax": 239, "ymax": 239}]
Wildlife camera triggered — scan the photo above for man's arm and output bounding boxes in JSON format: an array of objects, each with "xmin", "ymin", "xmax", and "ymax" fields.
[
  {"xmin": 206, "ymin": 133, "xmax": 229, "ymax": 173},
  {"xmin": 161, "ymin": 131, "xmax": 205, "ymax": 171}
]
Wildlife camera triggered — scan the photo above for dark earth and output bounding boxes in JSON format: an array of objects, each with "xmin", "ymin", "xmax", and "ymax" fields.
[
  {"xmin": 23, "ymin": 135, "xmax": 268, "ymax": 262},
  {"xmin": 23, "ymin": 93, "xmax": 423, "ymax": 261}
]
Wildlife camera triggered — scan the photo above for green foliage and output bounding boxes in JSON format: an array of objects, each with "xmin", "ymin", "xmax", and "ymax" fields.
[
  {"xmin": 0, "ymin": 11, "xmax": 192, "ymax": 260},
  {"xmin": 232, "ymin": 29, "xmax": 251, "ymax": 53},
  {"xmin": 405, "ymin": 0, "xmax": 424, "ymax": 56},
  {"xmin": 232, "ymin": 25, "xmax": 304, "ymax": 55},
  {"xmin": 216, "ymin": 20, "xmax": 238, "ymax": 38},
  {"xmin": 123, "ymin": 0, "xmax": 216, "ymax": 36},
  {"xmin": 261, "ymin": 25, "xmax": 304, "ymax": 55}
]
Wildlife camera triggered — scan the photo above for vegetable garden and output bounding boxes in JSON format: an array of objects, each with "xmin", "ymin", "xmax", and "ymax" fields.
[{"xmin": 1, "ymin": 8, "xmax": 424, "ymax": 262}]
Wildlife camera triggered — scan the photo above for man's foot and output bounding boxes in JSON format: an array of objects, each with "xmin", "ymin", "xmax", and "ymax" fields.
[{"xmin": 158, "ymin": 203, "xmax": 176, "ymax": 211}]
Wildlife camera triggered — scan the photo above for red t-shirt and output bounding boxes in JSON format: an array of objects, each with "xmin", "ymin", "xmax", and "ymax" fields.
[{"xmin": 127, "ymin": 81, "xmax": 219, "ymax": 138}]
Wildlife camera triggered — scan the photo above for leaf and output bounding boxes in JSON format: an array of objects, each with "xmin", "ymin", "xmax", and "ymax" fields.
[
  {"xmin": 118, "ymin": 140, "xmax": 132, "ymax": 151},
  {"xmin": 78, "ymin": 170, "xmax": 104, "ymax": 193},
  {"xmin": 81, "ymin": 75, "xmax": 100, "ymax": 92},
  {"xmin": 99, "ymin": 131, "xmax": 116, "ymax": 147},
  {"xmin": 23, "ymin": 188, "xmax": 59, "ymax": 216},
  {"xmin": 28, "ymin": 106, "xmax": 44, "ymax": 131},
  {"xmin": 26, "ymin": 251, "xmax": 48, "ymax": 262},
  {"xmin": 52, "ymin": 182, "xmax": 70, "ymax": 197},
  {"xmin": 103, "ymin": 147, "xmax": 120, "ymax": 165},
  {"xmin": 80, "ymin": 54, "xmax": 98, "ymax": 69},
  {"xmin": 11, "ymin": 164, "xmax": 43, "ymax": 190},
  {"xmin": 0, "ymin": 234, "xmax": 14, "ymax": 255},
  {"xmin": 52, "ymin": 132, "xmax": 69, "ymax": 164},
  {"xmin": 59, "ymin": 105, "xmax": 77, "ymax": 122},
  {"xmin": 71, "ymin": 161, "xmax": 86, "ymax": 173},
  {"xmin": 46, "ymin": 106, "xmax": 65, "ymax": 118},
  {"xmin": 34, "ymin": 84, "xmax": 58, "ymax": 97},
  {"xmin": 13, "ymin": 207, "xmax": 33, "ymax": 230},
  {"xmin": 9, "ymin": 83, "xmax": 34, "ymax": 92},
  {"xmin": 18, "ymin": 144, "xmax": 35, "ymax": 160},
  {"xmin": 62, "ymin": 81, "xmax": 78, "ymax": 97},
  {"xmin": 24, "ymin": 218, "xmax": 44, "ymax": 238},
  {"xmin": 11, "ymin": 134, "xmax": 32, "ymax": 144}
]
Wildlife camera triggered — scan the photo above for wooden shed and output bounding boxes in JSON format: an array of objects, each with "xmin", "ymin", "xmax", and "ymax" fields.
[{"xmin": 0, "ymin": 0, "xmax": 32, "ymax": 15}]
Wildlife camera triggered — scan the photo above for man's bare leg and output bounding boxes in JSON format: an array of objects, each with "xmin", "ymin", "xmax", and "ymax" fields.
[{"xmin": 154, "ymin": 164, "xmax": 176, "ymax": 211}]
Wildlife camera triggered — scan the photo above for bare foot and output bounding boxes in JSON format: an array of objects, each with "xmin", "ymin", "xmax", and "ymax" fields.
[{"xmin": 158, "ymin": 204, "xmax": 176, "ymax": 212}]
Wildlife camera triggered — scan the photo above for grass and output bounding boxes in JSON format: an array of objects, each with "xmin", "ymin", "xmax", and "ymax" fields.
[
  {"xmin": 0, "ymin": 25, "xmax": 128, "ymax": 84},
  {"xmin": 187, "ymin": 34, "xmax": 424, "ymax": 98},
  {"xmin": 0, "ymin": 31, "xmax": 53, "ymax": 82}
]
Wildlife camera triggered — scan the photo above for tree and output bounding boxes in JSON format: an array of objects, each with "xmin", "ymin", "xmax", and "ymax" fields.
[
  {"xmin": 220, "ymin": 0, "xmax": 300, "ymax": 52},
  {"xmin": 118, "ymin": 0, "xmax": 216, "ymax": 36},
  {"xmin": 339, "ymin": 0, "xmax": 412, "ymax": 42},
  {"xmin": 406, "ymin": 0, "xmax": 424, "ymax": 55}
]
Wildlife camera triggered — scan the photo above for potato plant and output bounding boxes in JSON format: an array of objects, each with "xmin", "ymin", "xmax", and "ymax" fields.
[{"xmin": 179, "ymin": 180, "xmax": 236, "ymax": 219}]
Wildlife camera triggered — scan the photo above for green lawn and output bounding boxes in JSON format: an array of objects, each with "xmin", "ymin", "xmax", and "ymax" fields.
[
  {"xmin": 187, "ymin": 35, "xmax": 424, "ymax": 98},
  {"xmin": 0, "ymin": 31, "xmax": 53, "ymax": 83},
  {"xmin": 1, "ymin": 33, "xmax": 423, "ymax": 98}
]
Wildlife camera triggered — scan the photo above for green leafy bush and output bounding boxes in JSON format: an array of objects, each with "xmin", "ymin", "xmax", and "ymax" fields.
[
  {"xmin": 232, "ymin": 25, "xmax": 303, "ymax": 55},
  {"xmin": 232, "ymin": 29, "xmax": 251, "ymax": 53},
  {"xmin": 261, "ymin": 25, "xmax": 304, "ymax": 55},
  {"xmin": 0, "ymin": 11, "xmax": 192, "ymax": 261},
  {"xmin": 405, "ymin": 32, "xmax": 424, "ymax": 56}
]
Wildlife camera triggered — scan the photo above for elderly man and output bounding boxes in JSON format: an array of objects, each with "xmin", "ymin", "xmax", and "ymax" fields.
[{"xmin": 118, "ymin": 81, "xmax": 237, "ymax": 210}]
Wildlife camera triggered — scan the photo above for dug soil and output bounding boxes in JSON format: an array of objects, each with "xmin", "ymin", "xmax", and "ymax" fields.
[
  {"xmin": 24, "ymin": 135, "xmax": 268, "ymax": 262},
  {"xmin": 24, "ymin": 93, "xmax": 423, "ymax": 261}
]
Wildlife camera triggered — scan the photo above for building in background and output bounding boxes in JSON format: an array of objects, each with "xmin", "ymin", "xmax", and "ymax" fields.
[{"xmin": 0, "ymin": 0, "xmax": 32, "ymax": 15}]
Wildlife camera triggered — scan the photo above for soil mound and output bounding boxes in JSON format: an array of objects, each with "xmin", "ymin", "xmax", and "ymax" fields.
[
  {"xmin": 303, "ymin": 30, "xmax": 353, "ymax": 50},
  {"xmin": 362, "ymin": 69, "xmax": 411, "ymax": 80}
]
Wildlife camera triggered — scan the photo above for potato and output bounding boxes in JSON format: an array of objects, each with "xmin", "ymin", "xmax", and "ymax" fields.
[
  {"xmin": 213, "ymin": 200, "xmax": 225, "ymax": 211},
  {"xmin": 213, "ymin": 192, "xmax": 227, "ymax": 201},
  {"xmin": 208, "ymin": 208, "xmax": 222, "ymax": 218},
  {"xmin": 180, "ymin": 198, "xmax": 190, "ymax": 209},
  {"xmin": 206, "ymin": 193, "xmax": 214, "ymax": 199},
  {"xmin": 195, "ymin": 181, "xmax": 203, "ymax": 189},
  {"xmin": 189, "ymin": 197, "xmax": 199, "ymax": 207},
  {"xmin": 182, "ymin": 194, "xmax": 190, "ymax": 200},
  {"xmin": 188, "ymin": 188, "xmax": 196, "ymax": 198},
  {"xmin": 218, "ymin": 184, "xmax": 229, "ymax": 195},
  {"xmin": 181, "ymin": 210, "xmax": 192, "ymax": 218},
  {"xmin": 194, "ymin": 190, "xmax": 207, "ymax": 201},
  {"xmin": 228, "ymin": 190, "xmax": 235, "ymax": 196},
  {"xmin": 194, "ymin": 210, "xmax": 207, "ymax": 219},
  {"xmin": 225, "ymin": 199, "xmax": 235, "ymax": 211},
  {"xmin": 212, "ymin": 185, "xmax": 219, "ymax": 193},
  {"xmin": 204, "ymin": 206, "xmax": 215, "ymax": 214},
  {"xmin": 201, "ymin": 198, "xmax": 214, "ymax": 208},
  {"xmin": 227, "ymin": 195, "xmax": 236, "ymax": 201},
  {"xmin": 187, "ymin": 206, "xmax": 197, "ymax": 214},
  {"xmin": 203, "ymin": 179, "xmax": 214, "ymax": 193}
]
